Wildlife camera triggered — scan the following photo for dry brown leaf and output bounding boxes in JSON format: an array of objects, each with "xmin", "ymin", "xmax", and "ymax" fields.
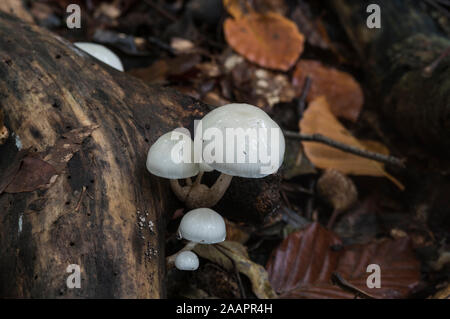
[
  {"xmin": 225, "ymin": 219, "xmax": 250, "ymax": 244},
  {"xmin": 293, "ymin": 60, "xmax": 364, "ymax": 122},
  {"xmin": 0, "ymin": 108, "xmax": 8, "ymax": 145},
  {"xmin": 4, "ymin": 155, "xmax": 57, "ymax": 193},
  {"xmin": 194, "ymin": 241, "xmax": 277, "ymax": 299},
  {"xmin": 223, "ymin": 0, "xmax": 251, "ymax": 19},
  {"xmin": 267, "ymin": 223, "xmax": 421, "ymax": 299},
  {"xmin": 224, "ymin": 12, "xmax": 304, "ymax": 71},
  {"xmin": 229, "ymin": 60, "xmax": 296, "ymax": 109},
  {"xmin": 282, "ymin": 138, "xmax": 316, "ymax": 179},
  {"xmin": 431, "ymin": 284, "xmax": 450, "ymax": 299},
  {"xmin": 299, "ymin": 96, "xmax": 404, "ymax": 189}
]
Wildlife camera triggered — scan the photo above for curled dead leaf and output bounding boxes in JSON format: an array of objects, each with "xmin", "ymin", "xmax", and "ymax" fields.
[
  {"xmin": 194, "ymin": 241, "xmax": 277, "ymax": 299},
  {"xmin": 0, "ymin": 108, "xmax": 8, "ymax": 145},
  {"xmin": 4, "ymin": 155, "xmax": 57, "ymax": 193},
  {"xmin": 225, "ymin": 219, "xmax": 250, "ymax": 244},
  {"xmin": 224, "ymin": 12, "xmax": 304, "ymax": 71},
  {"xmin": 299, "ymin": 97, "xmax": 404, "ymax": 189},
  {"xmin": 293, "ymin": 60, "xmax": 364, "ymax": 122},
  {"xmin": 267, "ymin": 223, "xmax": 421, "ymax": 299}
]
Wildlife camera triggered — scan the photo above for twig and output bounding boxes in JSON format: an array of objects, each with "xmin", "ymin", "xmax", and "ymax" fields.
[
  {"xmin": 74, "ymin": 186, "xmax": 86, "ymax": 212},
  {"xmin": 331, "ymin": 272, "xmax": 378, "ymax": 299},
  {"xmin": 284, "ymin": 130, "xmax": 406, "ymax": 167},
  {"xmin": 215, "ymin": 245, "xmax": 246, "ymax": 299},
  {"xmin": 423, "ymin": 46, "xmax": 450, "ymax": 77},
  {"xmin": 424, "ymin": 0, "xmax": 450, "ymax": 19},
  {"xmin": 297, "ymin": 76, "xmax": 312, "ymax": 118},
  {"xmin": 144, "ymin": 0, "xmax": 177, "ymax": 22}
]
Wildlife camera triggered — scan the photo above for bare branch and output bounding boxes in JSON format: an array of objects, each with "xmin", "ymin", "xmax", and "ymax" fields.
[{"xmin": 284, "ymin": 130, "xmax": 406, "ymax": 167}]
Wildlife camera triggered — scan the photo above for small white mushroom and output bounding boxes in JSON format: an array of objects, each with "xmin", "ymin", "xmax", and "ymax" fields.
[
  {"xmin": 178, "ymin": 208, "xmax": 226, "ymax": 244},
  {"xmin": 146, "ymin": 131, "xmax": 199, "ymax": 180},
  {"xmin": 174, "ymin": 251, "xmax": 199, "ymax": 271},
  {"xmin": 74, "ymin": 42, "xmax": 124, "ymax": 71}
]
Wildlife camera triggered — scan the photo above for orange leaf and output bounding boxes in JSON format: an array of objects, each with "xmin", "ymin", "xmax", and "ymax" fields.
[
  {"xmin": 224, "ymin": 12, "xmax": 305, "ymax": 71},
  {"xmin": 223, "ymin": 0, "xmax": 251, "ymax": 19},
  {"xmin": 293, "ymin": 60, "xmax": 364, "ymax": 122},
  {"xmin": 299, "ymin": 96, "xmax": 404, "ymax": 190}
]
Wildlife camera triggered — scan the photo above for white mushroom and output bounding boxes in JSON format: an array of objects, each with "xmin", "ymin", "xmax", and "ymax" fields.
[
  {"xmin": 146, "ymin": 130, "xmax": 231, "ymax": 209},
  {"xmin": 174, "ymin": 251, "xmax": 199, "ymax": 271},
  {"xmin": 178, "ymin": 208, "xmax": 226, "ymax": 244},
  {"xmin": 74, "ymin": 42, "xmax": 124, "ymax": 71},
  {"xmin": 166, "ymin": 208, "xmax": 226, "ymax": 268},
  {"xmin": 146, "ymin": 130, "xmax": 199, "ymax": 180},
  {"xmin": 201, "ymin": 103, "xmax": 285, "ymax": 178}
]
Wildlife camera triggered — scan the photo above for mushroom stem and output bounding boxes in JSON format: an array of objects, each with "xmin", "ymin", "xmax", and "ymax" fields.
[
  {"xmin": 185, "ymin": 173, "xmax": 233, "ymax": 208},
  {"xmin": 170, "ymin": 173, "xmax": 233, "ymax": 209},
  {"xmin": 170, "ymin": 179, "xmax": 189, "ymax": 202},
  {"xmin": 166, "ymin": 241, "xmax": 198, "ymax": 266},
  {"xmin": 209, "ymin": 173, "xmax": 233, "ymax": 203},
  {"xmin": 194, "ymin": 171, "xmax": 204, "ymax": 185}
]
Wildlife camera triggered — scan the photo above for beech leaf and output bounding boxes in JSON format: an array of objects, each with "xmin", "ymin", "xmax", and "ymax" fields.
[
  {"xmin": 299, "ymin": 96, "xmax": 404, "ymax": 189},
  {"xmin": 224, "ymin": 12, "xmax": 305, "ymax": 71}
]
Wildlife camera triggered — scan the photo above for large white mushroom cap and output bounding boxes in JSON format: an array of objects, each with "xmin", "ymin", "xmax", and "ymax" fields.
[
  {"xmin": 146, "ymin": 131, "xmax": 199, "ymax": 179},
  {"xmin": 74, "ymin": 42, "xmax": 124, "ymax": 71},
  {"xmin": 178, "ymin": 208, "xmax": 226, "ymax": 244},
  {"xmin": 201, "ymin": 103, "xmax": 285, "ymax": 178},
  {"xmin": 175, "ymin": 251, "xmax": 199, "ymax": 271}
]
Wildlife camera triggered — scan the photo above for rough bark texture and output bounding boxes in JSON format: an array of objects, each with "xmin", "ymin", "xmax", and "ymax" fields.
[
  {"xmin": 0, "ymin": 11, "xmax": 211, "ymax": 298},
  {"xmin": 0, "ymin": 11, "xmax": 281, "ymax": 298},
  {"xmin": 331, "ymin": 0, "xmax": 450, "ymax": 152}
]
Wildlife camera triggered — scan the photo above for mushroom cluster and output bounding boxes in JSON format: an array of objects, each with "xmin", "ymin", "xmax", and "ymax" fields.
[
  {"xmin": 168, "ymin": 208, "xmax": 226, "ymax": 271},
  {"xmin": 146, "ymin": 103, "xmax": 285, "ymax": 209}
]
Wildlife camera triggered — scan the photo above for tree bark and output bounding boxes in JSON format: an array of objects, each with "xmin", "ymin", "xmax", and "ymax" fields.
[
  {"xmin": 0, "ymin": 11, "xmax": 212, "ymax": 298},
  {"xmin": 330, "ymin": 0, "xmax": 450, "ymax": 153},
  {"xmin": 0, "ymin": 10, "xmax": 281, "ymax": 297}
]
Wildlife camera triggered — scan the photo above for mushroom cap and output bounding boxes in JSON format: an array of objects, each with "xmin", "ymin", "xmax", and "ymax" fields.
[
  {"xmin": 175, "ymin": 251, "xmax": 199, "ymax": 271},
  {"xmin": 201, "ymin": 103, "xmax": 285, "ymax": 178},
  {"xmin": 178, "ymin": 208, "xmax": 226, "ymax": 244},
  {"xmin": 146, "ymin": 131, "xmax": 199, "ymax": 179},
  {"xmin": 74, "ymin": 42, "xmax": 124, "ymax": 71},
  {"xmin": 198, "ymin": 162, "xmax": 214, "ymax": 172}
]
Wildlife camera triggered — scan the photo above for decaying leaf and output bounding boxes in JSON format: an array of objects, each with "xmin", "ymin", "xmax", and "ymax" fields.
[
  {"xmin": 224, "ymin": 12, "xmax": 305, "ymax": 71},
  {"xmin": 267, "ymin": 223, "xmax": 421, "ymax": 299},
  {"xmin": 194, "ymin": 241, "xmax": 277, "ymax": 299},
  {"xmin": 293, "ymin": 60, "xmax": 364, "ymax": 122},
  {"xmin": 224, "ymin": 0, "xmax": 287, "ymax": 18},
  {"xmin": 431, "ymin": 284, "xmax": 450, "ymax": 299},
  {"xmin": 0, "ymin": 149, "xmax": 28, "ymax": 194},
  {"xmin": 229, "ymin": 59, "xmax": 296, "ymax": 109},
  {"xmin": 4, "ymin": 155, "xmax": 57, "ymax": 193},
  {"xmin": 299, "ymin": 97, "xmax": 404, "ymax": 189},
  {"xmin": 0, "ymin": 108, "xmax": 8, "ymax": 145},
  {"xmin": 42, "ymin": 125, "xmax": 99, "ymax": 172},
  {"xmin": 223, "ymin": 0, "xmax": 251, "ymax": 19},
  {"xmin": 282, "ymin": 138, "xmax": 316, "ymax": 179},
  {"xmin": 225, "ymin": 219, "xmax": 250, "ymax": 244},
  {"xmin": 129, "ymin": 54, "xmax": 202, "ymax": 84}
]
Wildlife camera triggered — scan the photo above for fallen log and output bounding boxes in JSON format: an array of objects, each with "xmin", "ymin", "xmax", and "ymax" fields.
[
  {"xmin": 330, "ymin": 0, "xmax": 450, "ymax": 153},
  {"xmin": 0, "ymin": 11, "xmax": 279, "ymax": 298}
]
